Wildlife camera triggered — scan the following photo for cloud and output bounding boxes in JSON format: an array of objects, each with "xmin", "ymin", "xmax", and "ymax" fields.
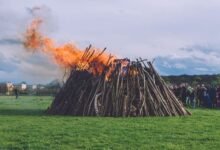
[
  {"xmin": 173, "ymin": 63, "xmax": 186, "ymax": 69},
  {"xmin": 195, "ymin": 67, "xmax": 209, "ymax": 72},
  {"xmin": 0, "ymin": 38, "xmax": 22, "ymax": 45},
  {"xmin": 0, "ymin": 52, "xmax": 18, "ymax": 73},
  {"xmin": 0, "ymin": 43, "xmax": 62, "ymax": 84},
  {"xmin": 155, "ymin": 46, "xmax": 220, "ymax": 75}
]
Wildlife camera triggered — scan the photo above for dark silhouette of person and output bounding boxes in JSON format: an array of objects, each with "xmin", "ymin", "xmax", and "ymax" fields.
[
  {"xmin": 216, "ymin": 86, "xmax": 220, "ymax": 108},
  {"xmin": 208, "ymin": 86, "xmax": 216, "ymax": 108},
  {"xmin": 14, "ymin": 88, "xmax": 19, "ymax": 99},
  {"xmin": 180, "ymin": 85, "xmax": 187, "ymax": 104}
]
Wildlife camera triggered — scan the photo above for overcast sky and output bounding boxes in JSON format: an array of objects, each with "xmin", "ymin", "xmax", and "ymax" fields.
[{"xmin": 1, "ymin": 0, "xmax": 220, "ymax": 84}]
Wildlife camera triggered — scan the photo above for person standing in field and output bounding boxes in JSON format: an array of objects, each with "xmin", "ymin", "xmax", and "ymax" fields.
[
  {"xmin": 14, "ymin": 88, "xmax": 19, "ymax": 99},
  {"xmin": 196, "ymin": 85, "xmax": 202, "ymax": 107},
  {"xmin": 208, "ymin": 85, "xmax": 216, "ymax": 108},
  {"xmin": 200, "ymin": 84, "xmax": 207, "ymax": 107},
  {"xmin": 180, "ymin": 84, "xmax": 187, "ymax": 105},
  {"xmin": 202, "ymin": 85, "xmax": 212, "ymax": 108},
  {"xmin": 216, "ymin": 86, "xmax": 220, "ymax": 108},
  {"xmin": 186, "ymin": 86, "xmax": 195, "ymax": 108}
]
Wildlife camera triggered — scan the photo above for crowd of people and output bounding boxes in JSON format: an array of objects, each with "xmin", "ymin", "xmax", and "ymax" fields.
[{"xmin": 170, "ymin": 83, "xmax": 220, "ymax": 108}]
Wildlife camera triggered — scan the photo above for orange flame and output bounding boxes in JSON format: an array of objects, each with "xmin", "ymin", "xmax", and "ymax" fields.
[{"xmin": 23, "ymin": 18, "xmax": 116, "ymax": 75}]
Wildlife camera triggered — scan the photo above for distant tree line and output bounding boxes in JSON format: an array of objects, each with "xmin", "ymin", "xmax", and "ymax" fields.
[{"xmin": 162, "ymin": 74, "xmax": 220, "ymax": 86}]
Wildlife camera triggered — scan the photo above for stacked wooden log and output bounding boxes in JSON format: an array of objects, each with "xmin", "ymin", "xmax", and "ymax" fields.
[{"xmin": 47, "ymin": 48, "xmax": 190, "ymax": 117}]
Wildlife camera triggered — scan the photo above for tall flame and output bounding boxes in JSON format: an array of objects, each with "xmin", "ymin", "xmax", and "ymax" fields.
[{"xmin": 23, "ymin": 18, "xmax": 116, "ymax": 75}]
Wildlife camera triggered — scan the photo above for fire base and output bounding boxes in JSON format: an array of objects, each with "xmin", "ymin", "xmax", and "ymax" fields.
[{"xmin": 47, "ymin": 60, "xmax": 190, "ymax": 117}]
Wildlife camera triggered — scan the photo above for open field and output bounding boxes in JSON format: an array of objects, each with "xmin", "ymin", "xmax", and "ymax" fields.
[{"xmin": 0, "ymin": 96, "xmax": 220, "ymax": 149}]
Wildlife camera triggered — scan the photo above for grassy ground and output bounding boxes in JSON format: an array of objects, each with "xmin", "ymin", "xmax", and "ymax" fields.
[{"xmin": 0, "ymin": 96, "xmax": 219, "ymax": 150}]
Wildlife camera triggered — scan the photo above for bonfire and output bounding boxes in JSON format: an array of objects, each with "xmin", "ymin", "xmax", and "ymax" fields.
[{"xmin": 23, "ymin": 18, "xmax": 190, "ymax": 117}]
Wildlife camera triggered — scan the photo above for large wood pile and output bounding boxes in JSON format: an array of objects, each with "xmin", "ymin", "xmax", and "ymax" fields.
[{"xmin": 47, "ymin": 48, "xmax": 190, "ymax": 117}]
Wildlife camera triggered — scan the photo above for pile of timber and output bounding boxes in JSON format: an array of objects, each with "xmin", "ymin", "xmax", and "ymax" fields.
[{"xmin": 47, "ymin": 49, "xmax": 190, "ymax": 117}]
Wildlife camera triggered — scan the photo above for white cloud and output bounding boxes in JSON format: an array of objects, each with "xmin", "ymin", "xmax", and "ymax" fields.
[
  {"xmin": 195, "ymin": 67, "xmax": 209, "ymax": 72},
  {"xmin": 174, "ymin": 63, "xmax": 186, "ymax": 69}
]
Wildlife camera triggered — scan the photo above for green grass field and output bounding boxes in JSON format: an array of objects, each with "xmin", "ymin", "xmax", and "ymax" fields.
[{"xmin": 0, "ymin": 96, "xmax": 220, "ymax": 150}]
